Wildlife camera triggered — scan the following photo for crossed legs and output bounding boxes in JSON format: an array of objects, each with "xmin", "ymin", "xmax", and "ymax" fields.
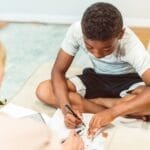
[
  {"xmin": 36, "ymin": 79, "xmax": 106, "ymax": 113},
  {"xmin": 36, "ymin": 80, "xmax": 150, "ymax": 116}
]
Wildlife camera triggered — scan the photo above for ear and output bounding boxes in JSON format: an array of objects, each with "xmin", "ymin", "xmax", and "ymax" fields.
[{"xmin": 118, "ymin": 28, "xmax": 125, "ymax": 39}]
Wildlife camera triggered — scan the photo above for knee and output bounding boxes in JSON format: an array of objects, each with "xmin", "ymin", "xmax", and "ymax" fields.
[
  {"xmin": 36, "ymin": 80, "xmax": 58, "ymax": 107},
  {"xmin": 36, "ymin": 81, "xmax": 47, "ymax": 102}
]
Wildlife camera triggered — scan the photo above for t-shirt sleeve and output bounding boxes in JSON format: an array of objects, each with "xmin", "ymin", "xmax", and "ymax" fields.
[
  {"xmin": 122, "ymin": 28, "xmax": 150, "ymax": 76},
  {"xmin": 61, "ymin": 22, "xmax": 80, "ymax": 56}
]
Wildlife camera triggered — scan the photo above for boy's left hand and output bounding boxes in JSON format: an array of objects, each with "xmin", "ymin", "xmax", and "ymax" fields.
[{"xmin": 88, "ymin": 109, "xmax": 114, "ymax": 138}]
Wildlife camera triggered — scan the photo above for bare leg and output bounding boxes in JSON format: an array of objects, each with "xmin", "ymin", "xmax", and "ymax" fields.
[
  {"xmin": 36, "ymin": 79, "xmax": 76, "ymax": 107},
  {"xmin": 36, "ymin": 81, "xmax": 147, "ymax": 114},
  {"xmin": 90, "ymin": 95, "xmax": 136, "ymax": 108},
  {"xmin": 91, "ymin": 97, "xmax": 121, "ymax": 108},
  {"xmin": 125, "ymin": 86, "xmax": 150, "ymax": 116},
  {"xmin": 91, "ymin": 86, "xmax": 146, "ymax": 108},
  {"xmin": 68, "ymin": 92, "xmax": 106, "ymax": 113},
  {"xmin": 36, "ymin": 80, "xmax": 106, "ymax": 113}
]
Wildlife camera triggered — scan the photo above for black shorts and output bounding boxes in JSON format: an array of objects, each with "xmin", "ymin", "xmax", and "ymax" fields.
[{"xmin": 77, "ymin": 68, "xmax": 142, "ymax": 99}]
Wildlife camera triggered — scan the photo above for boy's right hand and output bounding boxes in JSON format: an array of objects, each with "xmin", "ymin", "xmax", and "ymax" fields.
[{"xmin": 64, "ymin": 109, "xmax": 82, "ymax": 128}]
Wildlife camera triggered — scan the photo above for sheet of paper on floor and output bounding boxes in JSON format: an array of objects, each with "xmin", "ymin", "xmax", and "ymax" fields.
[
  {"xmin": 49, "ymin": 109, "xmax": 106, "ymax": 150},
  {"xmin": 0, "ymin": 103, "xmax": 51, "ymax": 125}
]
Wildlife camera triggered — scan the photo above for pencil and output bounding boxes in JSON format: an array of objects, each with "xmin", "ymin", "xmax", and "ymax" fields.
[
  {"xmin": 61, "ymin": 130, "xmax": 83, "ymax": 144},
  {"xmin": 65, "ymin": 104, "xmax": 86, "ymax": 127}
]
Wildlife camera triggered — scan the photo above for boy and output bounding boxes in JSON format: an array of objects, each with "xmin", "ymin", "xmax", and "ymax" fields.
[
  {"xmin": 0, "ymin": 42, "xmax": 83, "ymax": 149},
  {"xmin": 36, "ymin": 2, "xmax": 150, "ymax": 137}
]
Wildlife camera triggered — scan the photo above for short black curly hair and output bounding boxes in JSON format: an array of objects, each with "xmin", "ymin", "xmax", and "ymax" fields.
[{"xmin": 81, "ymin": 2, "xmax": 123, "ymax": 41}]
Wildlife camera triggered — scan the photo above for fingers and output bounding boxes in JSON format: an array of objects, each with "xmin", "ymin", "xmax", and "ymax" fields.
[
  {"xmin": 62, "ymin": 130, "xmax": 84, "ymax": 150},
  {"xmin": 65, "ymin": 120, "xmax": 76, "ymax": 128},
  {"xmin": 88, "ymin": 110, "xmax": 113, "ymax": 138},
  {"xmin": 64, "ymin": 114, "xmax": 76, "ymax": 128},
  {"xmin": 64, "ymin": 113, "xmax": 82, "ymax": 128},
  {"xmin": 88, "ymin": 116, "xmax": 99, "ymax": 138},
  {"xmin": 69, "ymin": 129, "xmax": 77, "ymax": 136},
  {"xmin": 72, "ymin": 109, "xmax": 83, "ymax": 124},
  {"xmin": 75, "ymin": 110, "xmax": 83, "ymax": 120},
  {"xmin": 88, "ymin": 116, "xmax": 94, "ymax": 136},
  {"xmin": 88, "ymin": 128, "xmax": 99, "ymax": 139}
]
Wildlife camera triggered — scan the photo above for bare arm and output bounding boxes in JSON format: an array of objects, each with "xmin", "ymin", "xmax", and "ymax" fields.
[
  {"xmin": 141, "ymin": 69, "xmax": 150, "ymax": 86},
  {"xmin": 112, "ymin": 69, "xmax": 150, "ymax": 117},
  {"xmin": 88, "ymin": 86, "xmax": 150, "ymax": 137},
  {"xmin": 107, "ymin": 69, "xmax": 150, "ymax": 117},
  {"xmin": 88, "ymin": 69, "xmax": 150, "ymax": 136},
  {"xmin": 51, "ymin": 49, "xmax": 74, "ymax": 113},
  {"xmin": 116, "ymin": 69, "xmax": 150, "ymax": 115},
  {"xmin": 112, "ymin": 88, "xmax": 150, "ymax": 117}
]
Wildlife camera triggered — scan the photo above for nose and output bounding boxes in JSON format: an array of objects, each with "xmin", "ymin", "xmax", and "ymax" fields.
[{"xmin": 92, "ymin": 50, "xmax": 105, "ymax": 58}]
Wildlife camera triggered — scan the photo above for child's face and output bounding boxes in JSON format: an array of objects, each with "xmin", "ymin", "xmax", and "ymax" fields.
[{"xmin": 84, "ymin": 37, "xmax": 120, "ymax": 58}]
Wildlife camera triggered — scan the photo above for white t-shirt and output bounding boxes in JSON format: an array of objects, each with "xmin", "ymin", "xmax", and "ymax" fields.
[{"xmin": 61, "ymin": 21, "xmax": 150, "ymax": 76}]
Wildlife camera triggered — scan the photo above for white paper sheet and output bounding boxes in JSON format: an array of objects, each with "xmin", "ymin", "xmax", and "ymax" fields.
[
  {"xmin": 49, "ymin": 109, "xmax": 105, "ymax": 150},
  {"xmin": 0, "ymin": 103, "xmax": 51, "ymax": 125},
  {"xmin": 0, "ymin": 103, "xmax": 37, "ymax": 117}
]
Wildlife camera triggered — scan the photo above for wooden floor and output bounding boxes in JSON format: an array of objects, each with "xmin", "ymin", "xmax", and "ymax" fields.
[{"xmin": 131, "ymin": 27, "xmax": 150, "ymax": 48}]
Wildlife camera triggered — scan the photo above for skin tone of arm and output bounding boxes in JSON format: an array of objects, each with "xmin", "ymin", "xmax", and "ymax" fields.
[
  {"xmin": 51, "ymin": 49, "xmax": 82, "ymax": 128},
  {"xmin": 112, "ymin": 69, "xmax": 150, "ymax": 116},
  {"xmin": 141, "ymin": 69, "xmax": 150, "ymax": 86},
  {"xmin": 88, "ymin": 70, "xmax": 150, "ymax": 138},
  {"xmin": 62, "ymin": 130, "xmax": 84, "ymax": 150},
  {"xmin": 51, "ymin": 49, "xmax": 73, "ymax": 109}
]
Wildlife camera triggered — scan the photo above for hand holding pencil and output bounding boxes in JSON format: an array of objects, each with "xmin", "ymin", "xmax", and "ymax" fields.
[{"xmin": 64, "ymin": 104, "xmax": 85, "ymax": 129}]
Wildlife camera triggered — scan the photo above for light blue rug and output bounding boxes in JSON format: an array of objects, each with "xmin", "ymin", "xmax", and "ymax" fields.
[
  {"xmin": 0, "ymin": 23, "xmax": 69, "ymax": 100},
  {"xmin": 0, "ymin": 23, "xmax": 91, "ymax": 100}
]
